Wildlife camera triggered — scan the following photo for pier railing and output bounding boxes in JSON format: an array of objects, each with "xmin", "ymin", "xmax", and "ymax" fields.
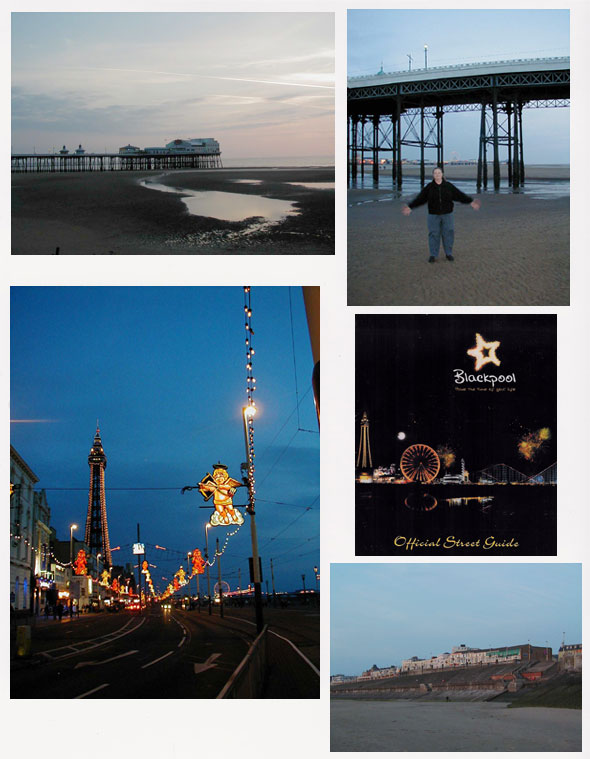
[{"xmin": 11, "ymin": 152, "xmax": 223, "ymax": 173}]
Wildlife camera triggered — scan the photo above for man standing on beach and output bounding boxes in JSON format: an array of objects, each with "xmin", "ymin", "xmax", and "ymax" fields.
[{"xmin": 402, "ymin": 167, "xmax": 480, "ymax": 262}]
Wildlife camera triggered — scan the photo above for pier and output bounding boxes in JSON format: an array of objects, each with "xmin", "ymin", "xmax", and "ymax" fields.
[
  {"xmin": 348, "ymin": 57, "xmax": 570, "ymax": 189},
  {"xmin": 11, "ymin": 151, "xmax": 223, "ymax": 173}
]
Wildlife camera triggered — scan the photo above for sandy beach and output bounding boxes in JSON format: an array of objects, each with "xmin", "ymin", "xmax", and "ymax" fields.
[
  {"xmin": 348, "ymin": 189, "xmax": 569, "ymax": 306},
  {"xmin": 331, "ymin": 700, "xmax": 581, "ymax": 752},
  {"xmin": 11, "ymin": 167, "xmax": 334, "ymax": 255}
]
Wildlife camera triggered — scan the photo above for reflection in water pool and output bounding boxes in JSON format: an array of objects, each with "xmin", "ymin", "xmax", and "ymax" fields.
[
  {"xmin": 285, "ymin": 181, "xmax": 335, "ymax": 190},
  {"xmin": 140, "ymin": 179, "xmax": 296, "ymax": 223}
]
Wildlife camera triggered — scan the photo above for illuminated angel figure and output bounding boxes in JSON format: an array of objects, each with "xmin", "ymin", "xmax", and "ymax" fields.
[
  {"xmin": 176, "ymin": 566, "xmax": 186, "ymax": 584},
  {"xmin": 198, "ymin": 463, "xmax": 244, "ymax": 526},
  {"xmin": 100, "ymin": 569, "xmax": 111, "ymax": 586}
]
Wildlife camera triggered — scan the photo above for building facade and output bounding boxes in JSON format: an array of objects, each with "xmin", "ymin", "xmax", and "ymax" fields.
[
  {"xmin": 10, "ymin": 446, "xmax": 52, "ymax": 613},
  {"xmin": 400, "ymin": 642, "xmax": 552, "ymax": 673},
  {"xmin": 558, "ymin": 643, "xmax": 582, "ymax": 671}
]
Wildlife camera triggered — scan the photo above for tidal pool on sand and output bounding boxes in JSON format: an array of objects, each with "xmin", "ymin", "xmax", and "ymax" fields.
[{"xmin": 140, "ymin": 179, "xmax": 296, "ymax": 222}]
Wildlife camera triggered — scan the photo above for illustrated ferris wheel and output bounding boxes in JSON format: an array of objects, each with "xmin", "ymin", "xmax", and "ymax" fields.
[{"xmin": 400, "ymin": 444, "xmax": 440, "ymax": 483}]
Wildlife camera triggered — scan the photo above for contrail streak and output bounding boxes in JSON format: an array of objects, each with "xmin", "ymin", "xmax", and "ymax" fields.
[
  {"xmin": 70, "ymin": 66, "xmax": 334, "ymax": 90},
  {"xmin": 11, "ymin": 419, "xmax": 57, "ymax": 423}
]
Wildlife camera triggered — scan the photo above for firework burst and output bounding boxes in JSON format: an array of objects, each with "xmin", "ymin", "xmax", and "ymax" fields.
[
  {"xmin": 518, "ymin": 428, "xmax": 552, "ymax": 461},
  {"xmin": 436, "ymin": 444, "xmax": 456, "ymax": 470}
]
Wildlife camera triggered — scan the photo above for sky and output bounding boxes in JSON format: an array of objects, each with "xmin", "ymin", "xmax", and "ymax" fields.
[
  {"xmin": 356, "ymin": 315, "xmax": 556, "ymax": 474},
  {"xmin": 11, "ymin": 12, "xmax": 334, "ymax": 159},
  {"xmin": 348, "ymin": 9, "xmax": 570, "ymax": 164},
  {"xmin": 331, "ymin": 563, "xmax": 581, "ymax": 676},
  {"xmin": 10, "ymin": 286, "xmax": 319, "ymax": 595}
]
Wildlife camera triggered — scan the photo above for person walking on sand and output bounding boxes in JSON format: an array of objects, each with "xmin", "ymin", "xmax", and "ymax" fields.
[{"xmin": 401, "ymin": 166, "xmax": 480, "ymax": 262}]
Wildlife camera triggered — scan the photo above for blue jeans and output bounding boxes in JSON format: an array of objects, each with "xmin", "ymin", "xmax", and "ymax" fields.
[{"xmin": 427, "ymin": 213, "xmax": 454, "ymax": 258}]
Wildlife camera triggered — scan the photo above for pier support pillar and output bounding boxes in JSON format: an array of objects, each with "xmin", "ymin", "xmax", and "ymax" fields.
[
  {"xmin": 360, "ymin": 116, "xmax": 366, "ymax": 179},
  {"xmin": 436, "ymin": 105, "xmax": 444, "ymax": 168},
  {"xmin": 477, "ymin": 102, "xmax": 486, "ymax": 190},
  {"xmin": 391, "ymin": 114, "xmax": 397, "ymax": 183},
  {"xmin": 372, "ymin": 115, "xmax": 380, "ymax": 183},
  {"xmin": 492, "ymin": 85, "xmax": 500, "ymax": 190},
  {"xmin": 518, "ymin": 104, "xmax": 525, "ymax": 185},
  {"xmin": 512, "ymin": 98, "xmax": 520, "ymax": 189},
  {"xmin": 506, "ymin": 102, "xmax": 513, "ymax": 186},
  {"xmin": 350, "ymin": 116, "xmax": 359, "ymax": 181},
  {"xmin": 420, "ymin": 105, "xmax": 425, "ymax": 187},
  {"xmin": 396, "ymin": 97, "xmax": 403, "ymax": 190}
]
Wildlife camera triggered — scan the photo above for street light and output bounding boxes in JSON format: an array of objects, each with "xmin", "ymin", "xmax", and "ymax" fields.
[
  {"xmin": 205, "ymin": 523, "xmax": 212, "ymax": 615},
  {"xmin": 424, "ymin": 45, "xmax": 428, "ymax": 70},
  {"xmin": 242, "ymin": 404, "xmax": 263, "ymax": 633},
  {"xmin": 69, "ymin": 524, "xmax": 78, "ymax": 565}
]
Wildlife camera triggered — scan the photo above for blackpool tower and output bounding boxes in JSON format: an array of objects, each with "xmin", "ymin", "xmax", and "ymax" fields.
[{"xmin": 84, "ymin": 426, "xmax": 112, "ymax": 567}]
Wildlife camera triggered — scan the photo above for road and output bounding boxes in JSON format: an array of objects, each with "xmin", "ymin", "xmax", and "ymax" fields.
[{"xmin": 11, "ymin": 603, "xmax": 319, "ymax": 699}]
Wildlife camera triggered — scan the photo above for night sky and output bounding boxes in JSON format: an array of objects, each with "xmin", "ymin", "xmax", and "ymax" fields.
[
  {"xmin": 11, "ymin": 286, "xmax": 319, "ymax": 594},
  {"xmin": 356, "ymin": 314, "xmax": 556, "ymax": 477}
]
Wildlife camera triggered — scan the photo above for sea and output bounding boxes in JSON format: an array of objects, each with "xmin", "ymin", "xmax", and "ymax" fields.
[
  {"xmin": 349, "ymin": 167, "xmax": 569, "ymax": 200},
  {"xmin": 222, "ymin": 155, "xmax": 334, "ymax": 168}
]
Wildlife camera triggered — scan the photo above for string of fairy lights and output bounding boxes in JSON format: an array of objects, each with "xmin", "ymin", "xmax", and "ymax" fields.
[{"xmin": 244, "ymin": 285, "xmax": 257, "ymax": 510}]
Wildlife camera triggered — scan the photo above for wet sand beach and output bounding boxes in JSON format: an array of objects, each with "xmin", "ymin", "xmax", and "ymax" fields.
[
  {"xmin": 348, "ymin": 190, "xmax": 569, "ymax": 306},
  {"xmin": 331, "ymin": 700, "xmax": 581, "ymax": 752},
  {"xmin": 12, "ymin": 167, "xmax": 334, "ymax": 255}
]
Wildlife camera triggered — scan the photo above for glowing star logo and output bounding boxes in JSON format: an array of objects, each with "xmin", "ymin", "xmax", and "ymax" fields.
[{"xmin": 467, "ymin": 333, "xmax": 501, "ymax": 372}]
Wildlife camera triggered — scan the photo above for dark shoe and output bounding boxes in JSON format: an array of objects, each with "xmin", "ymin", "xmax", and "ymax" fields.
[
  {"xmin": 446, "ymin": 255, "xmax": 454, "ymax": 261},
  {"xmin": 428, "ymin": 256, "xmax": 436, "ymax": 263}
]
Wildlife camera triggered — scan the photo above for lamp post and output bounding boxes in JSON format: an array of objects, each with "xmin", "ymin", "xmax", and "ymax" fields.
[
  {"xmin": 187, "ymin": 552, "xmax": 192, "ymax": 608},
  {"xmin": 313, "ymin": 565, "xmax": 319, "ymax": 606},
  {"xmin": 424, "ymin": 45, "xmax": 428, "ymax": 70},
  {"xmin": 69, "ymin": 524, "xmax": 78, "ymax": 565},
  {"xmin": 69, "ymin": 524, "xmax": 78, "ymax": 616},
  {"xmin": 205, "ymin": 523, "xmax": 212, "ymax": 615},
  {"xmin": 302, "ymin": 573, "xmax": 306, "ymax": 604},
  {"xmin": 243, "ymin": 404, "xmax": 263, "ymax": 633},
  {"xmin": 216, "ymin": 537, "xmax": 224, "ymax": 618}
]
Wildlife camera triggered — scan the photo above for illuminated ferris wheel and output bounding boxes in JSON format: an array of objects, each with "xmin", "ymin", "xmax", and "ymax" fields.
[{"xmin": 400, "ymin": 444, "xmax": 440, "ymax": 483}]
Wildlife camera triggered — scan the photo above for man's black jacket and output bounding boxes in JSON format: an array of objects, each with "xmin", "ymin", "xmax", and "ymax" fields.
[{"xmin": 408, "ymin": 180, "xmax": 473, "ymax": 215}]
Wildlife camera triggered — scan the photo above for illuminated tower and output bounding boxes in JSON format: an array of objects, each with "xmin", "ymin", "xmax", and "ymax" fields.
[
  {"xmin": 84, "ymin": 426, "xmax": 112, "ymax": 566},
  {"xmin": 356, "ymin": 412, "xmax": 373, "ymax": 468}
]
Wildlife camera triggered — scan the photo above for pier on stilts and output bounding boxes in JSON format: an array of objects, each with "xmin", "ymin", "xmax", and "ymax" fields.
[{"xmin": 11, "ymin": 151, "xmax": 223, "ymax": 173}]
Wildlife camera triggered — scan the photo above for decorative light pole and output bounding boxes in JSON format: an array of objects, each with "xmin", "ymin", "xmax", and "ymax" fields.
[
  {"xmin": 187, "ymin": 551, "xmax": 192, "ymax": 607},
  {"xmin": 216, "ymin": 537, "xmax": 224, "ymax": 618},
  {"xmin": 69, "ymin": 524, "xmax": 78, "ymax": 565},
  {"xmin": 243, "ymin": 405, "xmax": 263, "ymax": 632},
  {"xmin": 243, "ymin": 285, "xmax": 263, "ymax": 633},
  {"xmin": 205, "ymin": 523, "xmax": 212, "ymax": 615},
  {"xmin": 424, "ymin": 45, "xmax": 428, "ymax": 70}
]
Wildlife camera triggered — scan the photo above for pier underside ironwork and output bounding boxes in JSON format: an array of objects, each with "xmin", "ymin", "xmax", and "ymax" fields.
[
  {"xmin": 348, "ymin": 64, "xmax": 569, "ymax": 189},
  {"xmin": 11, "ymin": 152, "xmax": 223, "ymax": 173}
]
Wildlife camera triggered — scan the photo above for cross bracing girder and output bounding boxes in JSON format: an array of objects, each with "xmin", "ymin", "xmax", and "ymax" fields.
[{"xmin": 348, "ymin": 69, "xmax": 569, "ymax": 101}]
